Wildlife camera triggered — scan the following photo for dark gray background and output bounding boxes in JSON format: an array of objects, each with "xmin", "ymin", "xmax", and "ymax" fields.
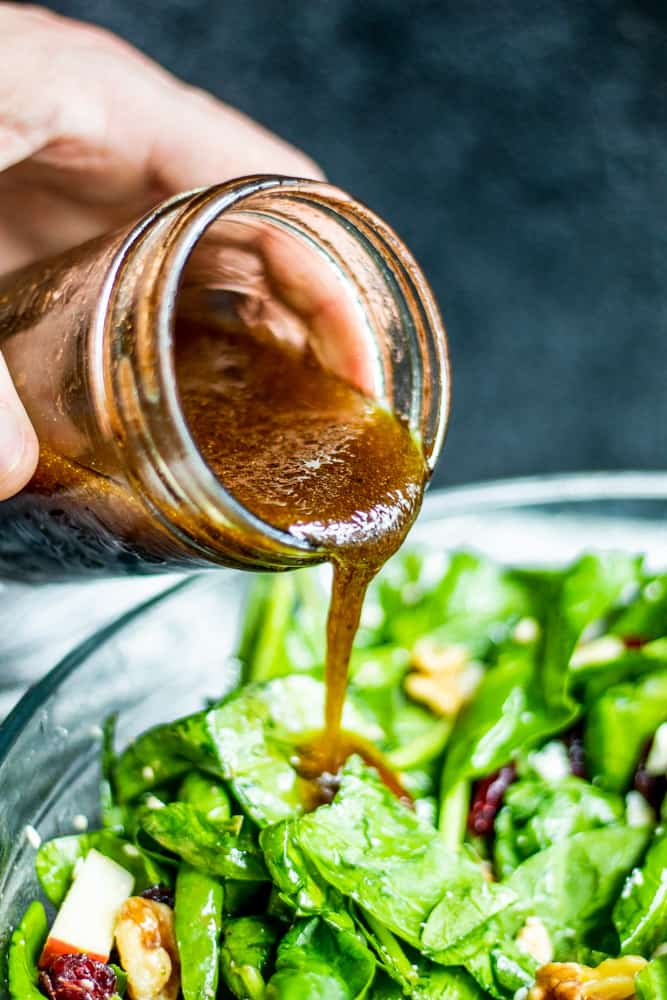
[{"xmin": 47, "ymin": 0, "xmax": 667, "ymax": 487}]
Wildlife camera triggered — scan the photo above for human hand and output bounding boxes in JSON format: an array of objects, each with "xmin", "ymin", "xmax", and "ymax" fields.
[{"xmin": 0, "ymin": 3, "xmax": 323, "ymax": 500}]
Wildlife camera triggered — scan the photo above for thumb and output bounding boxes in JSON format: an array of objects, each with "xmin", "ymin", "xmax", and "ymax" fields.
[{"xmin": 0, "ymin": 352, "xmax": 39, "ymax": 500}]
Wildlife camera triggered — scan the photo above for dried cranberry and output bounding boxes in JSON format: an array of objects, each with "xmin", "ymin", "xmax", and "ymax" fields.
[
  {"xmin": 140, "ymin": 884, "xmax": 175, "ymax": 908},
  {"xmin": 40, "ymin": 955, "xmax": 116, "ymax": 1000},
  {"xmin": 563, "ymin": 724, "xmax": 587, "ymax": 779},
  {"xmin": 39, "ymin": 972, "xmax": 57, "ymax": 1000},
  {"xmin": 468, "ymin": 763, "xmax": 516, "ymax": 836},
  {"xmin": 634, "ymin": 739, "xmax": 667, "ymax": 810},
  {"xmin": 623, "ymin": 634, "xmax": 647, "ymax": 650}
]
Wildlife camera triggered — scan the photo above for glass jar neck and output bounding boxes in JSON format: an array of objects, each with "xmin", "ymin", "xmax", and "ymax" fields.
[{"xmin": 93, "ymin": 177, "xmax": 450, "ymax": 568}]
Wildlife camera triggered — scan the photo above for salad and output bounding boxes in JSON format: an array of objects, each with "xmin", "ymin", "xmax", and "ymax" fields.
[{"xmin": 9, "ymin": 548, "xmax": 667, "ymax": 1000}]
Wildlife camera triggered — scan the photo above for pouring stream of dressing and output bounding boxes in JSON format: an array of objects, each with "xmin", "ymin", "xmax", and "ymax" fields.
[{"xmin": 175, "ymin": 318, "xmax": 427, "ymax": 793}]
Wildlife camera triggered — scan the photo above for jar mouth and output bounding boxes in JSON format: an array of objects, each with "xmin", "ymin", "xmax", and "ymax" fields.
[{"xmin": 126, "ymin": 177, "xmax": 450, "ymax": 563}]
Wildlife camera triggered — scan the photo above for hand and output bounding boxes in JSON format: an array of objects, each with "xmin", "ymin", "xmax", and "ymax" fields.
[{"xmin": 0, "ymin": 3, "xmax": 323, "ymax": 500}]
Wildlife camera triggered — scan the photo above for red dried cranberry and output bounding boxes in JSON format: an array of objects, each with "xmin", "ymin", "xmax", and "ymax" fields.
[
  {"xmin": 563, "ymin": 724, "xmax": 587, "ymax": 779},
  {"xmin": 41, "ymin": 955, "xmax": 116, "ymax": 1000},
  {"xmin": 623, "ymin": 634, "xmax": 647, "ymax": 650},
  {"xmin": 39, "ymin": 971, "xmax": 57, "ymax": 1000},
  {"xmin": 140, "ymin": 883, "xmax": 174, "ymax": 908},
  {"xmin": 468, "ymin": 763, "xmax": 516, "ymax": 836},
  {"xmin": 634, "ymin": 739, "xmax": 667, "ymax": 810}
]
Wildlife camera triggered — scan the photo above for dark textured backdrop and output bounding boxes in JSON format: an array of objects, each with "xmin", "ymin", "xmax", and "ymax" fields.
[{"xmin": 48, "ymin": 0, "xmax": 667, "ymax": 487}]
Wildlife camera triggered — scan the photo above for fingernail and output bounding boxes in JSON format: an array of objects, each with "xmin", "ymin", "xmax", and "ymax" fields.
[{"xmin": 0, "ymin": 403, "xmax": 26, "ymax": 483}]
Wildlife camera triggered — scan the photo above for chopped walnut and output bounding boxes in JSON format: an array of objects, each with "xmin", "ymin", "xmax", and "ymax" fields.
[
  {"xmin": 516, "ymin": 917, "xmax": 553, "ymax": 965},
  {"xmin": 114, "ymin": 896, "xmax": 180, "ymax": 1000},
  {"xmin": 528, "ymin": 956, "xmax": 647, "ymax": 1000},
  {"xmin": 405, "ymin": 639, "xmax": 483, "ymax": 717}
]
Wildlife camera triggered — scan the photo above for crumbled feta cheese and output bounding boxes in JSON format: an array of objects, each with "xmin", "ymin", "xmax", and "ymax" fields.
[
  {"xmin": 570, "ymin": 636, "xmax": 624, "ymax": 668},
  {"xmin": 141, "ymin": 765, "xmax": 155, "ymax": 782},
  {"xmin": 516, "ymin": 916, "xmax": 553, "ymax": 965},
  {"xmin": 145, "ymin": 795, "xmax": 165, "ymax": 811},
  {"xmin": 528, "ymin": 741, "xmax": 570, "ymax": 783},
  {"xmin": 647, "ymin": 722, "xmax": 667, "ymax": 775},
  {"xmin": 626, "ymin": 790, "xmax": 655, "ymax": 828},
  {"xmin": 24, "ymin": 825, "xmax": 41, "ymax": 850},
  {"xmin": 72, "ymin": 813, "xmax": 89, "ymax": 832},
  {"xmin": 123, "ymin": 844, "xmax": 140, "ymax": 858},
  {"xmin": 513, "ymin": 617, "xmax": 540, "ymax": 644}
]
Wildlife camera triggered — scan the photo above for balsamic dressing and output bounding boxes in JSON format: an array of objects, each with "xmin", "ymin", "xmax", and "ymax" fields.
[{"xmin": 175, "ymin": 319, "xmax": 428, "ymax": 786}]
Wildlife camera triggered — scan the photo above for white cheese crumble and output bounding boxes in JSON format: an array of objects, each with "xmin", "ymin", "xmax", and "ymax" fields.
[
  {"xmin": 647, "ymin": 722, "xmax": 667, "ymax": 775},
  {"xmin": 513, "ymin": 617, "xmax": 540, "ymax": 644},
  {"xmin": 516, "ymin": 916, "xmax": 553, "ymax": 965},
  {"xmin": 72, "ymin": 813, "xmax": 89, "ymax": 832},
  {"xmin": 24, "ymin": 825, "xmax": 41, "ymax": 850},
  {"xmin": 528, "ymin": 741, "xmax": 570, "ymax": 783},
  {"xmin": 626, "ymin": 790, "xmax": 655, "ymax": 828},
  {"xmin": 570, "ymin": 636, "xmax": 624, "ymax": 668}
]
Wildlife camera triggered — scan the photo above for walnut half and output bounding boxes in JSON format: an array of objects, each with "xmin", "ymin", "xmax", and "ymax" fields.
[
  {"xmin": 528, "ymin": 956, "xmax": 647, "ymax": 1000},
  {"xmin": 404, "ymin": 639, "xmax": 483, "ymax": 717},
  {"xmin": 114, "ymin": 896, "xmax": 180, "ymax": 1000}
]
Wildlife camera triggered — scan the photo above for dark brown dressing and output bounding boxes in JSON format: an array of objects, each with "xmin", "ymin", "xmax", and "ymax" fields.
[{"xmin": 175, "ymin": 319, "xmax": 427, "ymax": 784}]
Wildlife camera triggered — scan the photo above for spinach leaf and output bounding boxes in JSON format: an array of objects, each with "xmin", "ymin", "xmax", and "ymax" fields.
[
  {"xmin": 355, "ymin": 912, "xmax": 484, "ymax": 1000},
  {"xmin": 440, "ymin": 648, "xmax": 569, "ymax": 794},
  {"xmin": 178, "ymin": 771, "xmax": 231, "ymax": 823},
  {"xmin": 35, "ymin": 831, "xmax": 166, "ymax": 906},
  {"xmin": 8, "ymin": 901, "xmax": 47, "ymax": 1000},
  {"xmin": 494, "ymin": 776, "xmax": 625, "ymax": 878},
  {"xmin": 613, "ymin": 829, "xmax": 667, "ymax": 956},
  {"xmin": 265, "ymin": 917, "xmax": 375, "ymax": 1000},
  {"xmin": 413, "ymin": 963, "xmax": 488, "ymax": 999},
  {"xmin": 115, "ymin": 675, "xmax": 376, "ymax": 826},
  {"xmin": 439, "ymin": 825, "xmax": 649, "ymax": 986},
  {"xmin": 380, "ymin": 550, "xmax": 531, "ymax": 650},
  {"xmin": 260, "ymin": 820, "xmax": 352, "ymax": 928},
  {"xmin": 140, "ymin": 804, "xmax": 267, "ymax": 881},
  {"xmin": 175, "ymin": 863, "xmax": 223, "ymax": 1000},
  {"xmin": 113, "ymin": 712, "xmax": 221, "ymax": 802},
  {"xmin": 540, "ymin": 551, "xmax": 640, "ymax": 709},
  {"xmin": 296, "ymin": 758, "xmax": 514, "ymax": 956},
  {"xmin": 585, "ymin": 671, "xmax": 667, "ymax": 791},
  {"xmin": 205, "ymin": 676, "xmax": 378, "ymax": 827},
  {"xmin": 220, "ymin": 916, "xmax": 281, "ymax": 999},
  {"xmin": 365, "ymin": 972, "xmax": 404, "ymax": 999},
  {"xmin": 440, "ymin": 553, "xmax": 640, "ymax": 797},
  {"xmin": 570, "ymin": 639, "xmax": 667, "ymax": 704},
  {"xmin": 636, "ymin": 956, "xmax": 667, "ymax": 1000},
  {"xmin": 507, "ymin": 824, "xmax": 649, "ymax": 954},
  {"xmin": 612, "ymin": 573, "xmax": 667, "ymax": 643}
]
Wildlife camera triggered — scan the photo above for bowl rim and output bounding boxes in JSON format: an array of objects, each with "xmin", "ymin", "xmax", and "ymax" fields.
[{"xmin": 3, "ymin": 468, "xmax": 667, "ymax": 765}]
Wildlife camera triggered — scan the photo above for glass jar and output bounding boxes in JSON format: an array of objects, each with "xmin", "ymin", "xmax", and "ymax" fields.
[{"xmin": 0, "ymin": 176, "xmax": 449, "ymax": 581}]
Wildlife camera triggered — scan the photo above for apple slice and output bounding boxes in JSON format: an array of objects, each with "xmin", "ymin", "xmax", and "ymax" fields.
[{"xmin": 39, "ymin": 848, "xmax": 134, "ymax": 968}]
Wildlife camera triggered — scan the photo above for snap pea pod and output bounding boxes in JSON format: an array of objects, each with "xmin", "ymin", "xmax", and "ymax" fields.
[
  {"xmin": 8, "ymin": 900, "xmax": 47, "ymax": 1000},
  {"xmin": 175, "ymin": 863, "xmax": 224, "ymax": 1000}
]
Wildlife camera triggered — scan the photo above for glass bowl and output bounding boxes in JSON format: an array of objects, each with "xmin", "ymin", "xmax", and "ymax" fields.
[{"xmin": 3, "ymin": 470, "xmax": 667, "ymax": 989}]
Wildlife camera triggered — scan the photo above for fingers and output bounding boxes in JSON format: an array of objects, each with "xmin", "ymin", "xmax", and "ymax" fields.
[
  {"xmin": 148, "ymin": 85, "xmax": 325, "ymax": 194},
  {"xmin": 0, "ymin": 352, "xmax": 39, "ymax": 499}
]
